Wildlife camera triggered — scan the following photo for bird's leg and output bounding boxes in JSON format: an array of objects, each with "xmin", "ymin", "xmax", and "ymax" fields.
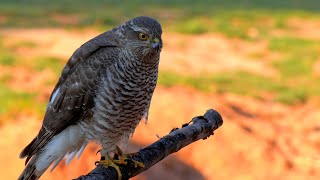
[
  {"xmin": 95, "ymin": 155, "xmax": 122, "ymax": 180},
  {"xmin": 113, "ymin": 146, "xmax": 145, "ymax": 168}
]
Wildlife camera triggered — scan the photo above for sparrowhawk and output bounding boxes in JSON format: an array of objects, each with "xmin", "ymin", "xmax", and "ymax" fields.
[{"xmin": 18, "ymin": 16, "xmax": 162, "ymax": 180}]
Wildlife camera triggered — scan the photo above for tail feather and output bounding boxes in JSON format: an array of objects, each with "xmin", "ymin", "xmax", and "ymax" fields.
[
  {"xmin": 18, "ymin": 156, "xmax": 40, "ymax": 180},
  {"xmin": 50, "ymin": 156, "xmax": 64, "ymax": 172},
  {"xmin": 19, "ymin": 125, "xmax": 86, "ymax": 180}
]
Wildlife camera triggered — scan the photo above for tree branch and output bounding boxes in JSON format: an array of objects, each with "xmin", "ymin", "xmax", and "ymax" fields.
[{"xmin": 75, "ymin": 109, "xmax": 223, "ymax": 180}]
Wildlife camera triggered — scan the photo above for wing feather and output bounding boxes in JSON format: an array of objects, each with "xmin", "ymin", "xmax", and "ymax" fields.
[{"xmin": 20, "ymin": 31, "xmax": 119, "ymax": 162}]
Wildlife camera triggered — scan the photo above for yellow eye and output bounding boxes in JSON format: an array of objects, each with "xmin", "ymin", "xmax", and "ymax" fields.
[{"xmin": 139, "ymin": 32, "xmax": 149, "ymax": 41}]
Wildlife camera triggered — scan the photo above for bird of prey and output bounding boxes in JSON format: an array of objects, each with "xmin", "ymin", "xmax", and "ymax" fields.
[{"xmin": 18, "ymin": 16, "xmax": 162, "ymax": 180}]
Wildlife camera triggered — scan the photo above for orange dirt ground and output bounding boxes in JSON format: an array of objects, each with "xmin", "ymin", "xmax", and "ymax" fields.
[{"xmin": 0, "ymin": 29, "xmax": 319, "ymax": 179}]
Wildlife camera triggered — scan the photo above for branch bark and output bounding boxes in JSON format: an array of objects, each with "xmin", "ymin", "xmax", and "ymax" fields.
[{"xmin": 75, "ymin": 109, "xmax": 223, "ymax": 180}]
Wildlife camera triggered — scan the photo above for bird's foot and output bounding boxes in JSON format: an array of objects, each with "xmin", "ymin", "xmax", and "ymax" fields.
[
  {"xmin": 114, "ymin": 146, "xmax": 145, "ymax": 168},
  {"xmin": 126, "ymin": 152, "xmax": 138, "ymax": 158},
  {"xmin": 95, "ymin": 156, "xmax": 122, "ymax": 180}
]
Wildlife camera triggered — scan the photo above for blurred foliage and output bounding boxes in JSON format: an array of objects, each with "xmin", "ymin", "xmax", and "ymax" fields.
[
  {"xmin": 0, "ymin": 53, "xmax": 17, "ymax": 66},
  {"xmin": 0, "ymin": 82, "xmax": 45, "ymax": 125},
  {"xmin": 31, "ymin": 56, "xmax": 64, "ymax": 74},
  {"xmin": 159, "ymin": 71, "xmax": 211, "ymax": 91},
  {"xmin": 0, "ymin": 37, "xmax": 18, "ymax": 66},
  {"xmin": 8, "ymin": 40, "xmax": 38, "ymax": 49},
  {"xmin": 0, "ymin": 0, "xmax": 320, "ymax": 39},
  {"xmin": 159, "ymin": 71, "xmax": 316, "ymax": 105},
  {"xmin": 0, "ymin": 38, "xmax": 52, "ymax": 124},
  {"xmin": 269, "ymin": 37, "xmax": 320, "ymax": 77},
  {"xmin": 0, "ymin": 0, "xmax": 319, "ymax": 126},
  {"xmin": 268, "ymin": 37, "xmax": 320, "ymax": 104}
]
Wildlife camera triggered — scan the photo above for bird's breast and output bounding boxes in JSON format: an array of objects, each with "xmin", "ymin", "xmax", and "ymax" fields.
[{"xmin": 90, "ymin": 59, "xmax": 157, "ymax": 140}]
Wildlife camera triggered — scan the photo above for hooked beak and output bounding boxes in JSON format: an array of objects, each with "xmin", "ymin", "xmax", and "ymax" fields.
[{"xmin": 152, "ymin": 37, "xmax": 162, "ymax": 50}]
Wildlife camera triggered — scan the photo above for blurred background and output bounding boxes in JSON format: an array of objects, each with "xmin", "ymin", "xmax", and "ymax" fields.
[{"xmin": 0, "ymin": 0, "xmax": 320, "ymax": 179}]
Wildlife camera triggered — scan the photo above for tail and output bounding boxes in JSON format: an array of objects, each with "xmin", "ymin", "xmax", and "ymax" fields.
[
  {"xmin": 18, "ymin": 155, "xmax": 40, "ymax": 180},
  {"xmin": 18, "ymin": 125, "xmax": 87, "ymax": 180},
  {"xmin": 18, "ymin": 137, "xmax": 41, "ymax": 180}
]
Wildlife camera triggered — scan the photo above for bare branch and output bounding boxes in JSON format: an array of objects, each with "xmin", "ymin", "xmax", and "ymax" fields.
[{"xmin": 75, "ymin": 109, "xmax": 223, "ymax": 180}]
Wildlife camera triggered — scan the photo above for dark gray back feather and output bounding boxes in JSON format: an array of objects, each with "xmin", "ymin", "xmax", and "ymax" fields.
[{"xmin": 20, "ymin": 32, "xmax": 119, "ymax": 163}]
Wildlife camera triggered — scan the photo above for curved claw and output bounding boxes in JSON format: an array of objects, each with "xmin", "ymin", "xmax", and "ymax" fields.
[
  {"xmin": 127, "ymin": 159, "xmax": 145, "ymax": 168},
  {"xmin": 126, "ymin": 152, "xmax": 138, "ymax": 158},
  {"xmin": 97, "ymin": 158, "xmax": 122, "ymax": 180},
  {"xmin": 114, "ymin": 146, "xmax": 145, "ymax": 168},
  {"xmin": 94, "ymin": 161, "xmax": 100, "ymax": 166},
  {"xmin": 95, "ymin": 147, "xmax": 144, "ymax": 180},
  {"xmin": 96, "ymin": 149, "xmax": 101, "ymax": 155}
]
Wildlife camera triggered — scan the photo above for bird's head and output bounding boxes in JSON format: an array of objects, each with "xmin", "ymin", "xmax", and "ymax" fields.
[{"xmin": 114, "ymin": 16, "xmax": 163, "ymax": 63}]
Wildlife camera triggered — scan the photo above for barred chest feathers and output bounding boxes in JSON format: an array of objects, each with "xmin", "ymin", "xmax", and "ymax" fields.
[{"xmin": 87, "ymin": 49, "xmax": 159, "ymax": 150}]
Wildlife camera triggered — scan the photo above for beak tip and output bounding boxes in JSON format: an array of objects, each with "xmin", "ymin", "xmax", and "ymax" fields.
[{"xmin": 152, "ymin": 42, "xmax": 162, "ymax": 49}]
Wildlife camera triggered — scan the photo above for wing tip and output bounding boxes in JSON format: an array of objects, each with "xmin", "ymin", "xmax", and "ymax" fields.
[{"xmin": 20, "ymin": 137, "xmax": 37, "ymax": 166}]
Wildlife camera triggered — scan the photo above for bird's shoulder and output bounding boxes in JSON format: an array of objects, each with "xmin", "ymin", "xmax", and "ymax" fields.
[
  {"xmin": 44, "ymin": 31, "xmax": 121, "ymax": 129},
  {"xmin": 50, "ymin": 31, "xmax": 119, "ymax": 100}
]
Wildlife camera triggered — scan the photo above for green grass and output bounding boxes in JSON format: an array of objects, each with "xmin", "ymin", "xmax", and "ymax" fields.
[
  {"xmin": 274, "ymin": 88, "xmax": 308, "ymax": 104},
  {"xmin": 158, "ymin": 71, "xmax": 320, "ymax": 105},
  {"xmin": 0, "ymin": 53, "xmax": 17, "ymax": 66},
  {"xmin": 159, "ymin": 71, "xmax": 211, "ymax": 91},
  {"xmin": 0, "ymin": 41, "xmax": 55, "ymax": 124},
  {"xmin": 9, "ymin": 41, "xmax": 38, "ymax": 49},
  {"xmin": 31, "ymin": 56, "xmax": 64, "ymax": 74},
  {"xmin": 266, "ymin": 36, "xmax": 320, "ymax": 103},
  {"xmin": 273, "ymin": 57, "xmax": 315, "ymax": 77},
  {"xmin": 174, "ymin": 18, "xmax": 211, "ymax": 34},
  {"xmin": 0, "ymin": 38, "xmax": 18, "ymax": 66},
  {"xmin": 267, "ymin": 37, "xmax": 320, "ymax": 104},
  {"xmin": 0, "ymin": 0, "xmax": 319, "ymax": 39},
  {"xmin": 0, "ymin": 73, "xmax": 13, "ymax": 83},
  {"xmin": 269, "ymin": 37, "xmax": 320, "ymax": 53},
  {"xmin": 0, "ymin": 84, "xmax": 34, "ymax": 114},
  {"xmin": 0, "ymin": 38, "xmax": 63, "ymax": 71},
  {"xmin": 0, "ymin": 83, "xmax": 45, "ymax": 125}
]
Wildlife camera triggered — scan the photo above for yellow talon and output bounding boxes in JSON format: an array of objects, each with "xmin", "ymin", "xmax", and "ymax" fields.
[
  {"xmin": 96, "ymin": 147, "xmax": 145, "ymax": 180},
  {"xmin": 115, "ymin": 146, "xmax": 145, "ymax": 168},
  {"xmin": 97, "ymin": 157, "xmax": 122, "ymax": 180}
]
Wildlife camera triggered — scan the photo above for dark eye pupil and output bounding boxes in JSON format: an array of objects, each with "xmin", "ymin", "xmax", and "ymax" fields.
[{"xmin": 141, "ymin": 34, "xmax": 146, "ymax": 38}]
